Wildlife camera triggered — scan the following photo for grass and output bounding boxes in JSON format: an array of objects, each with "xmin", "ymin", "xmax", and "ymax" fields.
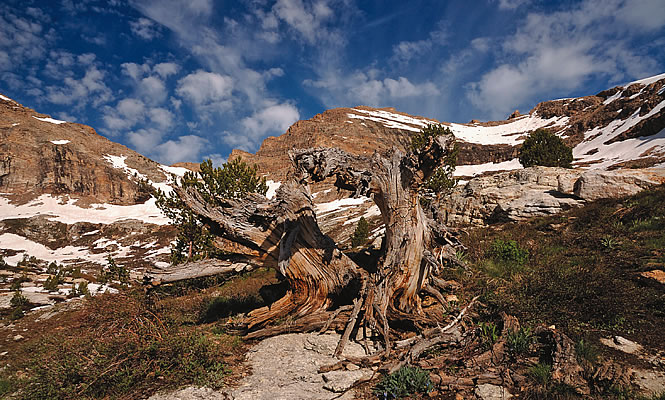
[
  {"xmin": 460, "ymin": 184, "xmax": 665, "ymax": 351},
  {"xmin": 373, "ymin": 365, "xmax": 433, "ymax": 399},
  {"xmin": 1, "ymin": 267, "xmax": 279, "ymax": 399}
]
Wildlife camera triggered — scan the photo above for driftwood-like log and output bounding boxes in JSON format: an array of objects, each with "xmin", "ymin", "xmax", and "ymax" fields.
[
  {"xmin": 145, "ymin": 258, "xmax": 255, "ymax": 285},
  {"xmin": 148, "ymin": 131, "xmax": 463, "ymax": 360}
]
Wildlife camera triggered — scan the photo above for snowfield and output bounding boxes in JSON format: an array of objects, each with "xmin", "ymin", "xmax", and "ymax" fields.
[
  {"xmin": 0, "ymin": 194, "xmax": 169, "ymax": 225},
  {"xmin": 32, "ymin": 116, "xmax": 67, "ymax": 124}
]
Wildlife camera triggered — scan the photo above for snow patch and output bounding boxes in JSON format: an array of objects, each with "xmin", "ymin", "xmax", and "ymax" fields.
[
  {"xmin": 266, "ymin": 180, "xmax": 281, "ymax": 199},
  {"xmin": 0, "ymin": 233, "xmax": 110, "ymax": 266},
  {"xmin": 315, "ymin": 197, "xmax": 372, "ymax": 216},
  {"xmin": 629, "ymin": 72, "xmax": 665, "ymax": 87},
  {"xmin": 573, "ymin": 99, "xmax": 665, "ymax": 168},
  {"xmin": 343, "ymin": 204, "xmax": 381, "ymax": 225},
  {"xmin": 50, "ymin": 140, "xmax": 70, "ymax": 145},
  {"xmin": 33, "ymin": 116, "xmax": 67, "ymax": 124},
  {"xmin": 347, "ymin": 108, "xmax": 433, "ymax": 132},
  {"xmin": 0, "ymin": 94, "xmax": 13, "ymax": 102},
  {"xmin": 0, "ymin": 194, "xmax": 170, "ymax": 225},
  {"xmin": 160, "ymin": 165, "xmax": 189, "ymax": 177},
  {"xmin": 455, "ymin": 159, "xmax": 522, "ymax": 177},
  {"xmin": 448, "ymin": 115, "xmax": 569, "ymax": 145}
]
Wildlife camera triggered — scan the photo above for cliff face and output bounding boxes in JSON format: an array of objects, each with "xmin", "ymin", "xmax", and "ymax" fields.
[
  {"xmin": 228, "ymin": 73, "xmax": 665, "ymax": 235},
  {"xmin": 0, "ymin": 96, "xmax": 175, "ymax": 205},
  {"xmin": 232, "ymin": 74, "xmax": 665, "ymax": 182}
]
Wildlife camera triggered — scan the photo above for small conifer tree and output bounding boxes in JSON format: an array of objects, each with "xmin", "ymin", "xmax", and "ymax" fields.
[
  {"xmin": 519, "ymin": 128, "xmax": 573, "ymax": 168},
  {"xmin": 156, "ymin": 157, "xmax": 268, "ymax": 264},
  {"xmin": 351, "ymin": 217, "xmax": 370, "ymax": 248}
]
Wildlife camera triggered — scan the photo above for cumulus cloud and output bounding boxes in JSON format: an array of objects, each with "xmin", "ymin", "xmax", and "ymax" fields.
[
  {"xmin": 129, "ymin": 17, "xmax": 161, "ymax": 40},
  {"xmin": 496, "ymin": 0, "xmax": 531, "ymax": 10},
  {"xmin": 467, "ymin": 0, "xmax": 665, "ymax": 119},
  {"xmin": 127, "ymin": 129, "xmax": 207, "ymax": 164},
  {"xmin": 46, "ymin": 65, "xmax": 113, "ymax": 107},
  {"xmin": 390, "ymin": 24, "xmax": 447, "ymax": 65},
  {"xmin": 0, "ymin": 6, "xmax": 54, "ymax": 71},
  {"xmin": 176, "ymin": 70, "xmax": 234, "ymax": 105},
  {"xmin": 154, "ymin": 62, "xmax": 180, "ymax": 78},
  {"xmin": 228, "ymin": 102, "xmax": 299, "ymax": 150},
  {"xmin": 154, "ymin": 135, "xmax": 208, "ymax": 164},
  {"xmin": 103, "ymin": 98, "xmax": 146, "ymax": 131},
  {"xmin": 305, "ymin": 71, "xmax": 439, "ymax": 108},
  {"xmin": 138, "ymin": 75, "xmax": 168, "ymax": 104}
]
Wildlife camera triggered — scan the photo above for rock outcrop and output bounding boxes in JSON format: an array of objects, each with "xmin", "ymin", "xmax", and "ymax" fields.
[
  {"xmin": 0, "ymin": 95, "xmax": 175, "ymax": 205},
  {"xmin": 438, "ymin": 167, "xmax": 665, "ymax": 225}
]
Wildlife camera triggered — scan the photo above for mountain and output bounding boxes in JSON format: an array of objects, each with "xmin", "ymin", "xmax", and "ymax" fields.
[
  {"xmin": 1, "ymin": 73, "xmax": 665, "ymax": 308},
  {"xmin": 229, "ymin": 73, "xmax": 665, "ymax": 242},
  {"xmin": 0, "ymin": 94, "xmax": 185, "ymax": 307}
]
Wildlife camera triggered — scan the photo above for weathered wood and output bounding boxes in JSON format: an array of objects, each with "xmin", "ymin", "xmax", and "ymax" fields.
[
  {"xmin": 152, "ymin": 130, "xmax": 463, "ymax": 365},
  {"xmin": 145, "ymin": 258, "xmax": 255, "ymax": 285}
]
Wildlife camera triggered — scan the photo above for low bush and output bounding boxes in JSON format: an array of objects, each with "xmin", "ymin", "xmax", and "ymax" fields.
[
  {"xmin": 478, "ymin": 321, "xmax": 499, "ymax": 350},
  {"xmin": 374, "ymin": 365, "xmax": 432, "ymax": 399},
  {"xmin": 19, "ymin": 292, "xmax": 232, "ymax": 399},
  {"xmin": 519, "ymin": 128, "xmax": 573, "ymax": 168},
  {"xmin": 506, "ymin": 326, "xmax": 533, "ymax": 355}
]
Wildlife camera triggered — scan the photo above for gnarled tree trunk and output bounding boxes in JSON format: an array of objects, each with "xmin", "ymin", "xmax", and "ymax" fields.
[{"xmin": 147, "ymin": 131, "xmax": 462, "ymax": 352}]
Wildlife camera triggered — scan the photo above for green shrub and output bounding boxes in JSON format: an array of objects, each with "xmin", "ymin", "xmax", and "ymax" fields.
[
  {"xmin": 10, "ymin": 290, "xmax": 28, "ymax": 308},
  {"xmin": 575, "ymin": 339, "xmax": 598, "ymax": 364},
  {"xmin": 156, "ymin": 158, "xmax": 267, "ymax": 264},
  {"xmin": 350, "ymin": 217, "xmax": 370, "ymax": 247},
  {"xmin": 506, "ymin": 326, "xmax": 533, "ymax": 355},
  {"xmin": 487, "ymin": 239, "xmax": 529, "ymax": 265},
  {"xmin": 424, "ymin": 164, "xmax": 457, "ymax": 195},
  {"xmin": 44, "ymin": 274, "xmax": 62, "ymax": 292},
  {"xmin": 373, "ymin": 365, "xmax": 432, "ymax": 399},
  {"xmin": 519, "ymin": 128, "xmax": 573, "ymax": 168},
  {"xmin": 9, "ymin": 290, "xmax": 29, "ymax": 320},
  {"xmin": 98, "ymin": 255, "xmax": 130, "ymax": 286},
  {"xmin": 529, "ymin": 363, "xmax": 552, "ymax": 387},
  {"xmin": 410, "ymin": 124, "xmax": 453, "ymax": 152},
  {"xmin": 478, "ymin": 321, "xmax": 499, "ymax": 350}
]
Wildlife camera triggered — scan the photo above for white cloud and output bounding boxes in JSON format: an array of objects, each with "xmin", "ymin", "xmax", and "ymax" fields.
[
  {"xmin": 467, "ymin": 0, "xmax": 665, "ymax": 119},
  {"xmin": 103, "ymin": 98, "xmax": 146, "ymax": 131},
  {"xmin": 154, "ymin": 135, "xmax": 208, "ymax": 164},
  {"xmin": 233, "ymin": 102, "xmax": 300, "ymax": 149},
  {"xmin": 176, "ymin": 70, "xmax": 234, "ymax": 105},
  {"xmin": 390, "ymin": 24, "xmax": 447, "ymax": 65},
  {"xmin": 127, "ymin": 128, "xmax": 162, "ymax": 154},
  {"xmin": 129, "ymin": 17, "xmax": 161, "ymax": 40},
  {"xmin": 138, "ymin": 75, "xmax": 168, "ymax": 104},
  {"xmin": 148, "ymin": 107, "xmax": 174, "ymax": 131},
  {"xmin": 154, "ymin": 62, "xmax": 179, "ymax": 78},
  {"xmin": 305, "ymin": 71, "xmax": 439, "ymax": 108},
  {"xmin": 496, "ymin": 0, "xmax": 531, "ymax": 10},
  {"xmin": 121, "ymin": 62, "xmax": 151, "ymax": 80},
  {"xmin": 272, "ymin": 0, "xmax": 334, "ymax": 43},
  {"xmin": 46, "ymin": 65, "xmax": 112, "ymax": 107}
]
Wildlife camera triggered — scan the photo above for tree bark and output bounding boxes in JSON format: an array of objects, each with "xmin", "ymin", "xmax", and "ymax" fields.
[{"xmin": 148, "ymin": 131, "xmax": 461, "ymax": 348}]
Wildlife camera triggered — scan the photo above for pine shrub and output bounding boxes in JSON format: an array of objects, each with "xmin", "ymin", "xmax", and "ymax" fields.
[{"xmin": 519, "ymin": 128, "xmax": 573, "ymax": 168}]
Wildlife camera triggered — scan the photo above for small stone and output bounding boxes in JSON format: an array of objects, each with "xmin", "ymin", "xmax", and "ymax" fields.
[
  {"xmin": 641, "ymin": 269, "xmax": 665, "ymax": 284},
  {"xmin": 475, "ymin": 384, "xmax": 513, "ymax": 400},
  {"xmin": 345, "ymin": 363, "xmax": 360, "ymax": 371},
  {"xmin": 600, "ymin": 336, "xmax": 643, "ymax": 354},
  {"xmin": 13, "ymin": 335, "xmax": 24, "ymax": 341},
  {"xmin": 0, "ymin": 351, "xmax": 8, "ymax": 356},
  {"xmin": 445, "ymin": 294, "xmax": 459, "ymax": 303}
]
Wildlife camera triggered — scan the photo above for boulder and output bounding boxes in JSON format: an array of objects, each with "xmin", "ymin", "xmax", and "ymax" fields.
[{"xmin": 574, "ymin": 169, "xmax": 665, "ymax": 200}]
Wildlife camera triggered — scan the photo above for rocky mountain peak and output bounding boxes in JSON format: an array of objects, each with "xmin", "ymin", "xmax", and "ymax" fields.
[{"xmin": 0, "ymin": 93, "xmax": 181, "ymax": 206}]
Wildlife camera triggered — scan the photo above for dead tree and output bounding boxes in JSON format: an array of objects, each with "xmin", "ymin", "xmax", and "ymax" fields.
[{"xmin": 146, "ymin": 130, "xmax": 465, "ymax": 357}]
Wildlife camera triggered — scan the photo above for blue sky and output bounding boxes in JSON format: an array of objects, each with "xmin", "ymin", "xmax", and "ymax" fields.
[{"xmin": 1, "ymin": 0, "xmax": 664, "ymax": 165}]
